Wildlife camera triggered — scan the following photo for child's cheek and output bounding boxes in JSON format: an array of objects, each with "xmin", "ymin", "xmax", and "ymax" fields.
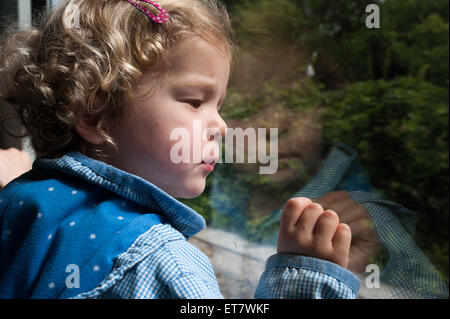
[{"xmin": 161, "ymin": 118, "xmax": 198, "ymax": 163}]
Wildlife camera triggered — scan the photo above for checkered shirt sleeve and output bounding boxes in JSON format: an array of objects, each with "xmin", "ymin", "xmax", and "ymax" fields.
[
  {"xmin": 102, "ymin": 240, "xmax": 223, "ymax": 299},
  {"xmin": 255, "ymin": 254, "xmax": 360, "ymax": 299},
  {"xmin": 72, "ymin": 224, "xmax": 223, "ymax": 299}
]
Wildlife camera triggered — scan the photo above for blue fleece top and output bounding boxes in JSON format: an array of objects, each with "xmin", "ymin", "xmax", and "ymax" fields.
[{"xmin": 0, "ymin": 150, "xmax": 206, "ymax": 298}]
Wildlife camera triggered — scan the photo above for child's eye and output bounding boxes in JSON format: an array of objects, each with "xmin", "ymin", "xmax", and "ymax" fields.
[{"xmin": 185, "ymin": 100, "xmax": 202, "ymax": 108}]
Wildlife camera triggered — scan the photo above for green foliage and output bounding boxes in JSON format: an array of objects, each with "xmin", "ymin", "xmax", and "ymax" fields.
[
  {"xmin": 228, "ymin": 0, "xmax": 449, "ymax": 88},
  {"xmin": 231, "ymin": 0, "xmax": 307, "ymax": 47},
  {"xmin": 322, "ymin": 77, "xmax": 449, "ymax": 283},
  {"xmin": 428, "ymin": 241, "xmax": 449, "ymax": 284},
  {"xmin": 295, "ymin": 0, "xmax": 449, "ymax": 86},
  {"xmin": 323, "ymin": 77, "xmax": 448, "ymax": 205}
]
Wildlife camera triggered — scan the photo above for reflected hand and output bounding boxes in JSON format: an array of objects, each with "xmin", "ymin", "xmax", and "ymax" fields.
[{"xmin": 312, "ymin": 191, "xmax": 379, "ymax": 273}]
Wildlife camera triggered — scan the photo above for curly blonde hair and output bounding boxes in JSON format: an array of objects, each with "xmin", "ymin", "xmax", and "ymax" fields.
[{"xmin": 0, "ymin": 0, "xmax": 236, "ymax": 159}]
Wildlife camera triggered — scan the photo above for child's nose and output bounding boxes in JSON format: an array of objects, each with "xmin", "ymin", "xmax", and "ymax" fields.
[
  {"xmin": 214, "ymin": 116, "xmax": 228, "ymax": 141},
  {"xmin": 217, "ymin": 117, "xmax": 228, "ymax": 140},
  {"xmin": 207, "ymin": 117, "xmax": 227, "ymax": 141}
]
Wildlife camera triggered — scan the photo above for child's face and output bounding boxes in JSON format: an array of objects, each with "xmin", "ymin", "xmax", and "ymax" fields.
[{"xmin": 108, "ymin": 36, "xmax": 229, "ymax": 199}]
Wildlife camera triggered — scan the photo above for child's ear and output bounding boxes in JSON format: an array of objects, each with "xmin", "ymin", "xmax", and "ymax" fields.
[
  {"xmin": 75, "ymin": 95, "xmax": 107, "ymax": 145},
  {"xmin": 75, "ymin": 118, "xmax": 105, "ymax": 145}
]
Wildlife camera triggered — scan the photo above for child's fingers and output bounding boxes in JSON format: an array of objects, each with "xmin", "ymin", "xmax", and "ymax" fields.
[
  {"xmin": 332, "ymin": 223, "xmax": 352, "ymax": 267},
  {"xmin": 296, "ymin": 203, "xmax": 324, "ymax": 237},
  {"xmin": 280, "ymin": 197, "xmax": 312, "ymax": 230},
  {"xmin": 314, "ymin": 210, "xmax": 340, "ymax": 250},
  {"xmin": 332, "ymin": 223, "xmax": 352, "ymax": 252}
]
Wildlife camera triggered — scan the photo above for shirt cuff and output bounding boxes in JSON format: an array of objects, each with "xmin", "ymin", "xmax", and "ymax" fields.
[{"xmin": 265, "ymin": 253, "xmax": 361, "ymax": 295}]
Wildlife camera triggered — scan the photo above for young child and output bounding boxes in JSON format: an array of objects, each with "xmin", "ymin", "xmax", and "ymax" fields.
[{"xmin": 0, "ymin": 0, "xmax": 359, "ymax": 298}]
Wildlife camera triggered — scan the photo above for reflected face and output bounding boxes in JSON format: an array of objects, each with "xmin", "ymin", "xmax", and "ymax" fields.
[
  {"xmin": 107, "ymin": 36, "xmax": 229, "ymax": 199},
  {"xmin": 224, "ymin": 106, "xmax": 324, "ymax": 218},
  {"xmin": 227, "ymin": 106, "xmax": 324, "ymax": 184}
]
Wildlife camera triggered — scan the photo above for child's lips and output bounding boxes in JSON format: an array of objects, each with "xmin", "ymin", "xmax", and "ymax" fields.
[
  {"xmin": 200, "ymin": 157, "xmax": 218, "ymax": 172},
  {"xmin": 200, "ymin": 162, "xmax": 215, "ymax": 172},
  {"xmin": 201, "ymin": 156, "xmax": 218, "ymax": 166}
]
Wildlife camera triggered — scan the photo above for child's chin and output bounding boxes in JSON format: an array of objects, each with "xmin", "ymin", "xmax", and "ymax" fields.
[{"xmin": 176, "ymin": 181, "xmax": 206, "ymax": 199}]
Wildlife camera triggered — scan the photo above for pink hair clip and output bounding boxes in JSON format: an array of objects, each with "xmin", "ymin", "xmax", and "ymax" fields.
[{"xmin": 126, "ymin": 0, "xmax": 170, "ymax": 24}]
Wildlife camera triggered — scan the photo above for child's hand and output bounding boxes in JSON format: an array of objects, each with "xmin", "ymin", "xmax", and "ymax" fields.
[{"xmin": 277, "ymin": 197, "xmax": 351, "ymax": 269}]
